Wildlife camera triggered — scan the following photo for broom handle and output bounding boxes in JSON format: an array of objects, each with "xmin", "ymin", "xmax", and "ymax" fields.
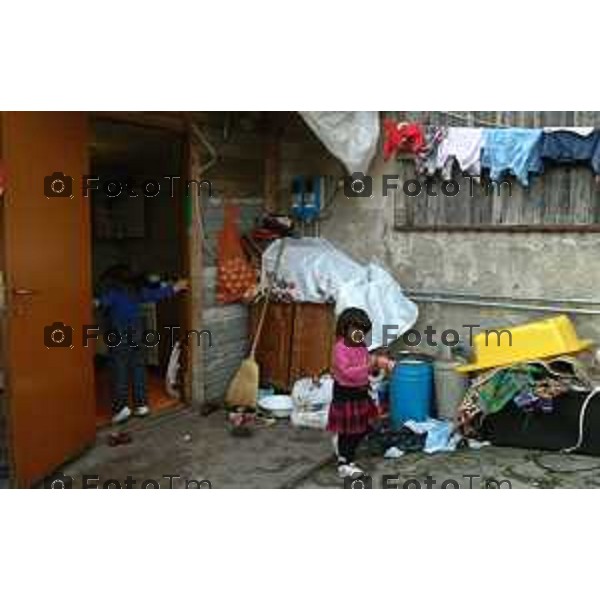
[{"xmin": 250, "ymin": 238, "xmax": 286, "ymax": 358}]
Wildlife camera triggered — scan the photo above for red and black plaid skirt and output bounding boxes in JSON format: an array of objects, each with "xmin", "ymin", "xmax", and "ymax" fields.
[{"xmin": 326, "ymin": 382, "xmax": 378, "ymax": 435}]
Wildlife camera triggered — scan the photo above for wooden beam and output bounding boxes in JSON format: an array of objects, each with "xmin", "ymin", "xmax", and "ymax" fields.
[
  {"xmin": 264, "ymin": 115, "xmax": 284, "ymax": 213},
  {"xmin": 91, "ymin": 111, "xmax": 186, "ymax": 132},
  {"xmin": 184, "ymin": 112, "xmax": 206, "ymax": 407}
]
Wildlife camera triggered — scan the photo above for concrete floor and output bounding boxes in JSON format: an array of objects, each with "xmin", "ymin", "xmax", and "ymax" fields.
[
  {"xmin": 61, "ymin": 408, "xmax": 332, "ymax": 489},
  {"xmin": 295, "ymin": 445, "xmax": 600, "ymax": 489},
  {"xmin": 57, "ymin": 408, "xmax": 600, "ymax": 489}
]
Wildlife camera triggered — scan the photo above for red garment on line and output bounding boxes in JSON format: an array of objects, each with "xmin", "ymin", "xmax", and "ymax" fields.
[{"xmin": 383, "ymin": 119, "xmax": 426, "ymax": 161}]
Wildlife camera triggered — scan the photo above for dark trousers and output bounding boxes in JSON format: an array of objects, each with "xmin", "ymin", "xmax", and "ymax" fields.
[
  {"xmin": 337, "ymin": 433, "xmax": 365, "ymax": 464},
  {"xmin": 110, "ymin": 343, "xmax": 147, "ymax": 413}
]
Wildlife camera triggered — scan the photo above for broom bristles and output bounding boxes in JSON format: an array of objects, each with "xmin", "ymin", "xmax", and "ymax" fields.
[{"xmin": 225, "ymin": 358, "xmax": 259, "ymax": 409}]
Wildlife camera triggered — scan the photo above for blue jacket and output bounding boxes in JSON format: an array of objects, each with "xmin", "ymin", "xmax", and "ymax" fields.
[{"xmin": 98, "ymin": 284, "xmax": 175, "ymax": 331}]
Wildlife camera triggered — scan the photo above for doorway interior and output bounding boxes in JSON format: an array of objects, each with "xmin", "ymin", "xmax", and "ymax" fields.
[{"xmin": 90, "ymin": 119, "xmax": 187, "ymax": 427}]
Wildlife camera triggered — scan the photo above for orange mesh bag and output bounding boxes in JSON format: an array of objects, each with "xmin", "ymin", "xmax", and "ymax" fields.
[{"xmin": 216, "ymin": 204, "xmax": 257, "ymax": 304}]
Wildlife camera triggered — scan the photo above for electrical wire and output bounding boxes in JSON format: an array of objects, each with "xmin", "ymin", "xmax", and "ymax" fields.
[
  {"xmin": 562, "ymin": 387, "xmax": 600, "ymax": 454},
  {"xmin": 189, "ymin": 119, "xmax": 219, "ymax": 261}
]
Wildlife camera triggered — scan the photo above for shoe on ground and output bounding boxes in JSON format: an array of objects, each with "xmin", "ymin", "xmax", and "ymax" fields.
[
  {"xmin": 338, "ymin": 463, "xmax": 364, "ymax": 479},
  {"xmin": 112, "ymin": 406, "xmax": 131, "ymax": 425},
  {"xmin": 133, "ymin": 405, "xmax": 151, "ymax": 417}
]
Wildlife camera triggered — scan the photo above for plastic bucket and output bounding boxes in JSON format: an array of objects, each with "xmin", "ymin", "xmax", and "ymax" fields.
[
  {"xmin": 434, "ymin": 360, "xmax": 467, "ymax": 420},
  {"xmin": 390, "ymin": 358, "xmax": 433, "ymax": 428}
]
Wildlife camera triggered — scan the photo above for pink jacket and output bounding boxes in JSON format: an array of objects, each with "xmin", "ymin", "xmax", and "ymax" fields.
[{"xmin": 332, "ymin": 338, "xmax": 370, "ymax": 387}]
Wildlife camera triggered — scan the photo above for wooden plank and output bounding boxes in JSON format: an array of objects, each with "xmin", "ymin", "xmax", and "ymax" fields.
[
  {"xmin": 264, "ymin": 123, "xmax": 281, "ymax": 213},
  {"xmin": 92, "ymin": 111, "xmax": 185, "ymax": 132},
  {"xmin": 186, "ymin": 116, "xmax": 206, "ymax": 406},
  {"xmin": 391, "ymin": 111, "xmax": 600, "ymax": 231},
  {"xmin": 289, "ymin": 304, "xmax": 334, "ymax": 382}
]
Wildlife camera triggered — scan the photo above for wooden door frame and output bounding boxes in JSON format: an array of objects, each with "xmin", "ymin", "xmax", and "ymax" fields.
[{"xmin": 88, "ymin": 112, "xmax": 203, "ymax": 407}]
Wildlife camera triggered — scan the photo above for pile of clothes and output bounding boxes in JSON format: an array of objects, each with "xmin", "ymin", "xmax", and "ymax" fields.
[
  {"xmin": 363, "ymin": 421, "xmax": 427, "ymax": 457},
  {"xmin": 457, "ymin": 356, "xmax": 598, "ymax": 453},
  {"xmin": 383, "ymin": 119, "xmax": 600, "ymax": 187}
]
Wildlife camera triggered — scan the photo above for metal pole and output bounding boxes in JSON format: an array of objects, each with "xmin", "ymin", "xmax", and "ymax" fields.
[
  {"xmin": 406, "ymin": 289, "xmax": 600, "ymax": 307},
  {"xmin": 408, "ymin": 295, "xmax": 600, "ymax": 315}
]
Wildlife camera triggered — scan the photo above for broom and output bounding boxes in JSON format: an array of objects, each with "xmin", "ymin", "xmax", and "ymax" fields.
[{"xmin": 225, "ymin": 238, "xmax": 286, "ymax": 409}]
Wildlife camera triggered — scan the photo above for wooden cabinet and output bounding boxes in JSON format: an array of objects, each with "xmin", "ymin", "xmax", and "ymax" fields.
[{"xmin": 249, "ymin": 302, "xmax": 334, "ymax": 391}]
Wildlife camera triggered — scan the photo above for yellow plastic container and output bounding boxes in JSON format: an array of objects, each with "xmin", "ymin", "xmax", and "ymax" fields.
[{"xmin": 456, "ymin": 315, "xmax": 593, "ymax": 373}]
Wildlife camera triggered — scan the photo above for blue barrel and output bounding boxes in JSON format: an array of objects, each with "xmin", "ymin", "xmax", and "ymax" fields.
[{"xmin": 390, "ymin": 358, "xmax": 433, "ymax": 428}]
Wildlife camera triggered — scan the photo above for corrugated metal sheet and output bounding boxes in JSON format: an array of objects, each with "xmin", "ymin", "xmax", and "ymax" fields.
[{"xmin": 201, "ymin": 203, "xmax": 261, "ymax": 404}]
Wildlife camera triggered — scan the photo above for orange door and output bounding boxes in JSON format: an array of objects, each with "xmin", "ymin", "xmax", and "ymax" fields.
[{"xmin": 1, "ymin": 112, "xmax": 95, "ymax": 487}]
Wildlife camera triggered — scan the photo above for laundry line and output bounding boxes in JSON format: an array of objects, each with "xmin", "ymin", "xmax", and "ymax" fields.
[
  {"xmin": 436, "ymin": 111, "xmax": 511, "ymax": 128},
  {"xmin": 408, "ymin": 294, "xmax": 600, "ymax": 316}
]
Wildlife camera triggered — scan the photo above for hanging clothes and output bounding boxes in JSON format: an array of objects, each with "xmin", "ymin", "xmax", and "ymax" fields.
[
  {"xmin": 435, "ymin": 127, "xmax": 483, "ymax": 179},
  {"xmin": 481, "ymin": 128, "xmax": 543, "ymax": 187},
  {"xmin": 383, "ymin": 120, "xmax": 426, "ymax": 161},
  {"xmin": 541, "ymin": 129, "xmax": 600, "ymax": 174},
  {"xmin": 415, "ymin": 126, "xmax": 447, "ymax": 176},
  {"xmin": 543, "ymin": 126, "xmax": 595, "ymax": 136}
]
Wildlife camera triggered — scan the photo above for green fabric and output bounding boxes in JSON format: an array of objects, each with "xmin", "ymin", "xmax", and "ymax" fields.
[
  {"xmin": 184, "ymin": 193, "xmax": 193, "ymax": 229},
  {"xmin": 476, "ymin": 365, "xmax": 542, "ymax": 414}
]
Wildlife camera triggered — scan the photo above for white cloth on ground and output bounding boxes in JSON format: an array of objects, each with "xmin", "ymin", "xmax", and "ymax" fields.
[{"xmin": 403, "ymin": 419, "xmax": 461, "ymax": 454}]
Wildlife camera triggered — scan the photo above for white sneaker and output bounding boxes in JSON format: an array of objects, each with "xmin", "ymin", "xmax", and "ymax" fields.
[
  {"xmin": 112, "ymin": 406, "xmax": 131, "ymax": 425},
  {"xmin": 337, "ymin": 463, "xmax": 364, "ymax": 479},
  {"xmin": 133, "ymin": 405, "xmax": 150, "ymax": 417}
]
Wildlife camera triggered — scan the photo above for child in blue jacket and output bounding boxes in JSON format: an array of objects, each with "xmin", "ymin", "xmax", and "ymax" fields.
[{"xmin": 97, "ymin": 265, "xmax": 188, "ymax": 424}]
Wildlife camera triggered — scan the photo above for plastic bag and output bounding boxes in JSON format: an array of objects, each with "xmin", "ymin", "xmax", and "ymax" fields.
[
  {"xmin": 217, "ymin": 204, "xmax": 257, "ymax": 304},
  {"xmin": 290, "ymin": 410, "xmax": 330, "ymax": 430},
  {"xmin": 290, "ymin": 375, "xmax": 334, "ymax": 430},
  {"xmin": 299, "ymin": 111, "xmax": 380, "ymax": 175},
  {"xmin": 291, "ymin": 375, "xmax": 334, "ymax": 412},
  {"xmin": 261, "ymin": 238, "xmax": 364, "ymax": 303},
  {"xmin": 404, "ymin": 419, "xmax": 461, "ymax": 454}
]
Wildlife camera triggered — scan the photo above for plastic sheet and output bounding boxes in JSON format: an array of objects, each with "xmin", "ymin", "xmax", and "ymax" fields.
[
  {"xmin": 299, "ymin": 111, "xmax": 380, "ymax": 175},
  {"xmin": 261, "ymin": 238, "xmax": 418, "ymax": 349},
  {"xmin": 336, "ymin": 263, "xmax": 418, "ymax": 349}
]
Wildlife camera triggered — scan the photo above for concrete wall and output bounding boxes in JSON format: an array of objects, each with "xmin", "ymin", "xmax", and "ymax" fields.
[{"xmin": 287, "ymin": 113, "xmax": 600, "ymax": 362}]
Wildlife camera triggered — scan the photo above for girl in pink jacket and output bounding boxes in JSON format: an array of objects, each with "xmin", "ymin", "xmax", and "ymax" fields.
[{"xmin": 328, "ymin": 307, "xmax": 393, "ymax": 478}]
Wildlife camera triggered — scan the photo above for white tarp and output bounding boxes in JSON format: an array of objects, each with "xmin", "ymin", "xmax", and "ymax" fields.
[
  {"xmin": 299, "ymin": 111, "xmax": 380, "ymax": 175},
  {"xmin": 261, "ymin": 238, "xmax": 418, "ymax": 349}
]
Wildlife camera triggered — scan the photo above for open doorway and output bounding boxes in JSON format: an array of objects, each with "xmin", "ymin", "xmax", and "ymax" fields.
[{"xmin": 89, "ymin": 119, "xmax": 188, "ymax": 427}]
